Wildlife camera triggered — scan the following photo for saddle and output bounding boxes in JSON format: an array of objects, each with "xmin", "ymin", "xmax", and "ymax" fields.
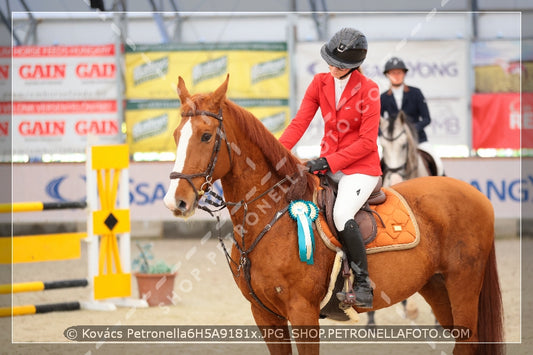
[{"xmin": 316, "ymin": 174, "xmax": 386, "ymax": 245}]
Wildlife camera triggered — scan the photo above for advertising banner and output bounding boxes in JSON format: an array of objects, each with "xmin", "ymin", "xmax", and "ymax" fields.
[
  {"xmin": 0, "ymin": 102, "xmax": 9, "ymax": 158},
  {"xmin": 125, "ymin": 98, "xmax": 290, "ymax": 154},
  {"xmin": 443, "ymin": 158, "xmax": 522, "ymax": 219},
  {"xmin": 124, "ymin": 43, "xmax": 288, "ymax": 100},
  {"xmin": 471, "ymin": 93, "xmax": 521, "ymax": 149},
  {"xmin": 294, "ymin": 40, "xmax": 469, "ymax": 148},
  {"xmin": 12, "ymin": 101, "xmax": 121, "ymax": 155},
  {"xmin": 126, "ymin": 100, "xmax": 180, "ymax": 154},
  {"xmin": 12, "ymin": 44, "xmax": 117, "ymax": 101},
  {"xmin": 472, "ymin": 40, "xmax": 522, "ymax": 93},
  {"xmin": 0, "ymin": 47, "xmax": 10, "ymax": 102},
  {"xmin": 8, "ymin": 158, "xmax": 524, "ymax": 224},
  {"xmin": 124, "ymin": 42, "xmax": 290, "ymax": 154}
]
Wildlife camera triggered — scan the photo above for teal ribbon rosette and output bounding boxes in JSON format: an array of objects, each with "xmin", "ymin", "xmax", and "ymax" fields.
[{"xmin": 288, "ymin": 200, "xmax": 319, "ymax": 265}]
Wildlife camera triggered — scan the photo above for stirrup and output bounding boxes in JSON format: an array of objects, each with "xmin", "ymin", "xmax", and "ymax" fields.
[
  {"xmin": 336, "ymin": 289, "xmax": 373, "ymax": 309},
  {"xmin": 336, "ymin": 290, "xmax": 356, "ymax": 303},
  {"xmin": 336, "ymin": 290, "xmax": 357, "ymax": 310}
]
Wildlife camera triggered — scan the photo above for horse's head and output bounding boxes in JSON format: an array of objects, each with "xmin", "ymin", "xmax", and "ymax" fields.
[
  {"xmin": 379, "ymin": 111, "xmax": 418, "ymax": 186},
  {"xmin": 163, "ymin": 75, "xmax": 233, "ymax": 217}
]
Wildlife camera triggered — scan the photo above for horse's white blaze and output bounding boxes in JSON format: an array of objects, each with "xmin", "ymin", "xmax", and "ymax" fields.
[
  {"xmin": 380, "ymin": 122, "xmax": 407, "ymax": 170},
  {"xmin": 163, "ymin": 121, "xmax": 193, "ymax": 210}
]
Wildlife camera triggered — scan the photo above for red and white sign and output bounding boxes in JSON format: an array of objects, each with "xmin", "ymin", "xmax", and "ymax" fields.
[
  {"xmin": 13, "ymin": 44, "xmax": 117, "ymax": 101},
  {"xmin": 0, "ymin": 102, "xmax": 10, "ymax": 159},
  {"xmin": 523, "ymin": 92, "xmax": 533, "ymax": 148},
  {"xmin": 13, "ymin": 101, "xmax": 121, "ymax": 155},
  {"xmin": 471, "ymin": 93, "xmax": 526, "ymax": 149},
  {"xmin": 0, "ymin": 47, "xmax": 10, "ymax": 102}
]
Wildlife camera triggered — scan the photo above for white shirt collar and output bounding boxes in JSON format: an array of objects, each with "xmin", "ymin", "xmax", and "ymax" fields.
[
  {"xmin": 334, "ymin": 73, "xmax": 351, "ymax": 108},
  {"xmin": 391, "ymin": 84, "xmax": 404, "ymax": 109}
]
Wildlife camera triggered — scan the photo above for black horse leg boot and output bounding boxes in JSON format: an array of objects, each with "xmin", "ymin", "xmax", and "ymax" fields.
[{"xmin": 337, "ymin": 219, "xmax": 373, "ymax": 308}]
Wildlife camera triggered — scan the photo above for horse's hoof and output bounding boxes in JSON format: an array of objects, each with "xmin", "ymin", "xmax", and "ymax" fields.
[
  {"xmin": 365, "ymin": 321, "xmax": 376, "ymax": 330},
  {"xmin": 405, "ymin": 302, "xmax": 419, "ymax": 320}
]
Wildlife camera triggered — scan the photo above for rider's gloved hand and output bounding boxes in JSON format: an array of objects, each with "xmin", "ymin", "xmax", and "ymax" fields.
[{"xmin": 306, "ymin": 157, "xmax": 330, "ymax": 173}]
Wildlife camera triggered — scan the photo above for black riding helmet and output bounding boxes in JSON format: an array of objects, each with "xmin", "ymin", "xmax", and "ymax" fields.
[
  {"xmin": 383, "ymin": 57, "xmax": 409, "ymax": 74},
  {"xmin": 320, "ymin": 28, "xmax": 368, "ymax": 69}
]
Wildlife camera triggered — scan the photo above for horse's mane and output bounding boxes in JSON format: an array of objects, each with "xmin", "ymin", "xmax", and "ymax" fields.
[
  {"xmin": 397, "ymin": 111, "xmax": 420, "ymax": 178},
  {"xmin": 223, "ymin": 99, "xmax": 315, "ymax": 200}
]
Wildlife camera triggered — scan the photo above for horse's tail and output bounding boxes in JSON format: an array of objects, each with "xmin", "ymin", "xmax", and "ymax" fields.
[{"xmin": 476, "ymin": 241, "xmax": 504, "ymax": 355}]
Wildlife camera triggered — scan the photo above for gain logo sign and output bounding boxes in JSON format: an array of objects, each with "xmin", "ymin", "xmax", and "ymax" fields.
[{"xmin": 46, "ymin": 175, "xmax": 86, "ymax": 202}]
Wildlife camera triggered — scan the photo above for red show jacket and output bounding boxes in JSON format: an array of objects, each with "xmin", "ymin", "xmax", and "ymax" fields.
[{"xmin": 279, "ymin": 71, "xmax": 382, "ymax": 176}]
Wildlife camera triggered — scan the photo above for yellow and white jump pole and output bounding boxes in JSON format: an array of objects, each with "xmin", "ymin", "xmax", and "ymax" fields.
[
  {"xmin": 0, "ymin": 201, "xmax": 87, "ymax": 214},
  {"xmin": 85, "ymin": 144, "xmax": 146, "ymax": 309},
  {"xmin": 0, "ymin": 144, "xmax": 147, "ymax": 316}
]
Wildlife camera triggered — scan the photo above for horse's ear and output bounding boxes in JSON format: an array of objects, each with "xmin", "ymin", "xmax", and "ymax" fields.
[
  {"xmin": 398, "ymin": 110, "xmax": 407, "ymax": 124},
  {"xmin": 177, "ymin": 76, "xmax": 190, "ymax": 104},
  {"xmin": 212, "ymin": 74, "xmax": 229, "ymax": 104}
]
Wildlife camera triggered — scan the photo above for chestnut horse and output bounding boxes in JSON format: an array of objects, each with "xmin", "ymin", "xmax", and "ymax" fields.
[{"xmin": 164, "ymin": 75, "xmax": 503, "ymax": 355}]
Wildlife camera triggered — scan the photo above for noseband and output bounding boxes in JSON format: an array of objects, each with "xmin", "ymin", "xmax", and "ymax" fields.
[
  {"xmin": 169, "ymin": 108, "xmax": 232, "ymax": 202},
  {"xmin": 381, "ymin": 127, "xmax": 409, "ymax": 176}
]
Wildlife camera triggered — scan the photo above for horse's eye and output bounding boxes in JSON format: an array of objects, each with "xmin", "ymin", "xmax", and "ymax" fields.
[{"xmin": 201, "ymin": 133, "xmax": 212, "ymax": 142}]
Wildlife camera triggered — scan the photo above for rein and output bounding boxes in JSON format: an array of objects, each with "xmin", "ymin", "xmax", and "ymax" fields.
[
  {"xmin": 201, "ymin": 176, "xmax": 292, "ymax": 320},
  {"xmin": 169, "ymin": 107, "xmax": 288, "ymax": 319}
]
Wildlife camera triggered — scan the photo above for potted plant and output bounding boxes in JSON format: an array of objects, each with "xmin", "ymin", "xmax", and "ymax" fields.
[{"xmin": 132, "ymin": 242, "xmax": 177, "ymax": 307}]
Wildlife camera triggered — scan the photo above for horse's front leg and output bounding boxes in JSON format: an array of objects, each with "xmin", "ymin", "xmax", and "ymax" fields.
[
  {"xmin": 287, "ymin": 297, "xmax": 321, "ymax": 355},
  {"xmin": 250, "ymin": 304, "xmax": 292, "ymax": 355}
]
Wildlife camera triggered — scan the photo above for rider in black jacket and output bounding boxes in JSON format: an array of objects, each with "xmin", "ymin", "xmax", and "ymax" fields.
[{"xmin": 380, "ymin": 57, "xmax": 444, "ymax": 175}]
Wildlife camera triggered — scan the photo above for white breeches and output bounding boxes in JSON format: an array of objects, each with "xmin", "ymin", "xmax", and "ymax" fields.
[{"xmin": 327, "ymin": 171, "xmax": 380, "ymax": 232}]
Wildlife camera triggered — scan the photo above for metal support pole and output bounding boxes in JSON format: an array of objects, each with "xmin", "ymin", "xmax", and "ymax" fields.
[
  {"xmin": 19, "ymin": 0, "xmax": 38, "ymax": 45},
  {"xmin": 113, "ymin": 12, "xmax": 126, "ymax": 143},
  {"xmin": 169, "ymin": 0, "xmax": 182, "ymax": 43},
  {"xmin": 287, "ymin": 12, "xmax": 298, "ymax": 119},
  {"xmin": 0, "ymin": 8, "xmax": 21, "ymax": 45},
  {"xmin": 149, "ymin": 0, "xmax": 170, "ymax": 43},
  {"xmin": 467, "ymin": 1, "xmax": 478, "ymax": 156}
]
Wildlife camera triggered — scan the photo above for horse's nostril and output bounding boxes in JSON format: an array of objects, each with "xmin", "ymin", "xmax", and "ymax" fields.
[{"xmin": 177, "ymin": 200, "xmax": 188, "ymax": 212}]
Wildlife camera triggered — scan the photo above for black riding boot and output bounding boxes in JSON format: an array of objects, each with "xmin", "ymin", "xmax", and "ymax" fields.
[{"xmin": 337, "ymin": 219, "xmax": 373, "ymax": 308}]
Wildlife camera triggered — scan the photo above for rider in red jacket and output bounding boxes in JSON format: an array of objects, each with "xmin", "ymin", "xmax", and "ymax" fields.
[{"xmin": 279, "ymin": 28, "xmax": 381, "ymax": 308}]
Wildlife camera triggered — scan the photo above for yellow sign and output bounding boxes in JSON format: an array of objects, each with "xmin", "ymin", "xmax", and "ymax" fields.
[
  {"xmin": 124, "ymin": 43, "xmax": 290, "ymax": 154},
  {"xmin": 125, "ymin": 43, "xmax": 289, "ymax": 100},
  {"xmin": 125, "ymin": 99, "xmax": 290, "ymax": 153},
  {"xmin": 125, "ymin": 100, "xmax": 180, "ymax": 153}
]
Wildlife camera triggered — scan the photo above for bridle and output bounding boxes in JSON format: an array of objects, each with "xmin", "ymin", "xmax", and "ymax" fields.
[
  {"xmin": 380, "ymin": 125, "xmax": 411, "ymax": 178},
  {"xmin": 380, "ymin": 128, "xmax": 406, "ymax": 143},
  {"xmin": 169, "ymin": 108, "xmax": 232, "ymax": 203},
  {"xmin": 167, "ymin": 106, "xmax": 289, "ymax": 320}
]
